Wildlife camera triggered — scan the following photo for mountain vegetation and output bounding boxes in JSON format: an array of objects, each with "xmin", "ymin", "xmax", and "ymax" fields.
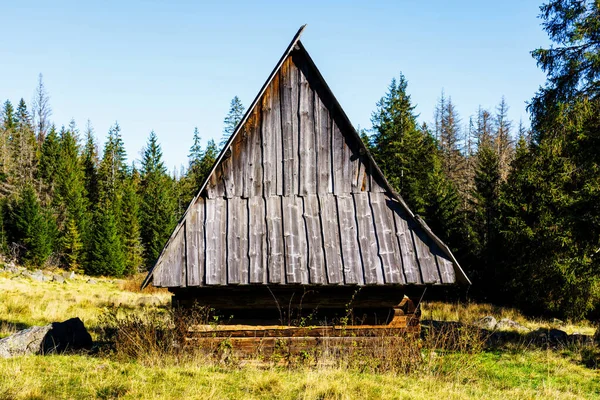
[{"xmin": 0, "ymin": 0, "xmax": 598, "ymax": 321}]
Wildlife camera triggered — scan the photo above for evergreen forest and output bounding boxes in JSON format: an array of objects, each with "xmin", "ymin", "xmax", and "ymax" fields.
[{"xmin": 1, "ymin": 1, "xmax": 599, "ymax": 321}]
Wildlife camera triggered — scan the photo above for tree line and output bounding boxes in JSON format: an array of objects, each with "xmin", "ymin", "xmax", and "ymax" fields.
[
  {"xmin": 0, "ymin": 86, "xmax": 245, "ymax": 278},
  {"xmin": 367, "ymin": 0, "xmax": 600, "ymax": 320},
  {"xmin": 1, "ymin": 0, "xmax": 598, "ymax": 321}
]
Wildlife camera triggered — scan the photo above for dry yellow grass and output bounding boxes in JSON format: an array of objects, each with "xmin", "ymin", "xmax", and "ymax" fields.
[
  {"xmin": 0, "ymin": 271, "xmax": 171, "ymax": 338},
  {"xmin": 421, "ymin": 300, "xmax": 597, "ymax": 335}
]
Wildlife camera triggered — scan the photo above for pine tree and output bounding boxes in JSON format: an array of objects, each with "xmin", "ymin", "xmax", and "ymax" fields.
[
  {"xmin": 38, "ymin": 125, "xmax": 60, "ymax": 202},
  {"xmin": 494, "ymin": 97, "xmax": 514, "ymax": 181},
  {"xmin": 82, "ymin": 121, "xmax": 99, "ymax": 206},
  {"xmin": 139, "ymin": 131, "xmax": 175, "ymax": 268},
  {"xmin": 471, "ymin": 143, "xmax": 501, "ymax": 295},
  {"xmin": 220, "ymin": 96, "xmax": 245, "ymax": 148},
  {"xmin": 121, "ymin": 168, "xmax": 143, "ymax": 276},
  {"xmin": 371, "ymin": 74, "xmax": 435, "ymax": 214},
  {"xmin": 55, "ymin": 123, "xmax": 88, "ymax": 268},
  {"xmin": 434, "ymin": 93, "xmax": 467, "ymax": 193},
  {"xmin": 62, "ymin": 216, "xmax": 83, "ymax": 271},
  {"xmin": 0, "ymin": 101, "xmax": 14, "ymax": 180},
  {"xmin": 11, "ymin": 99, "xmax": 38, "ymax": 188},
  {"xmin": 32, "ymin": 73, "xmax": 52, "ymax": 144},
  {"xmin": 87, "ymin": 201, "xmax": 125, "ymax": 277},
  {"xmin": 8, "ymin": 185, "xmax": 55, "ymax": 266},
  {"xmin": 98, "ymin": 123, "xmax": 128, "ymax": 203}
]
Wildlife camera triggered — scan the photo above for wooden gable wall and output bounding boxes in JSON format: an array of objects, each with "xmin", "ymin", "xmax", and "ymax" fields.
[{"xmin": 151, "ymin": 46, "xmax": 462, "ymax": 288}]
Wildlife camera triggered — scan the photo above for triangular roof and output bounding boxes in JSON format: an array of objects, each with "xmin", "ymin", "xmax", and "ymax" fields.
[{"xmin": 142, "ymin": 26, "xmax": 470, "ymax": 289}]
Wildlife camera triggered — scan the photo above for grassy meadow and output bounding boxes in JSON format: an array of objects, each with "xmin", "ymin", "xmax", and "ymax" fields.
[{"xmin": 0, "ymin": 269, "xmax": 599, "ymax": 399}]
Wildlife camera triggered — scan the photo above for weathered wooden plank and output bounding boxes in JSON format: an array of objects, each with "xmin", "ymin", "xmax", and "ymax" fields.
[
  {"xmin": 303, "ymin": 194, "xmax": 326, "ymax": 284},
  {"xmin": 280, "ymin": 58, "xmax": 294, "ymax": 196},
  {"xmin": 282, "ymin": 195, "xmax": 308, "ymax": 284},
  {"xmin": 248, "ymin": 196, "xmax": 266, "ymax": 283},
  {"xmin": 299, "ymin": 69, "xmax": 316, "ymax": 195},
  {"xmin": 372, "ymin": 194, "xmax": 404, "ymax": 284},
  {"xmin": 353, "ymin": 192, "xmax": 383, "ymax": 285},
  {"xmin": 336, "ymin": 195, "xmax": 363, "ymax": 285},
  {"xmin": 241, "ymin": 123, "xmax": 252, "ymax": 198},
  {"xmin": 205, "ymin": 198, "xmax": 226, "ymax": 285},
  {"xmin": 290, "ymin": 60, "xmax": 300, "ymax": 195},
  {"xmin": 411, "ymin": 226, "xmax": 440, "ymax": 284},
  {"xmin": 205, "ymin": 173, "xmax": 219, "ymax": 199},
  {"xmin": 221, "ymin": 151, "xmax": 234, "ymax": 199},
  {"xmin": 227, "ymin": 197, "xmax": 246, "ymax": 285},
  {"xmin": 261, "ymin": 82, "xmax": 275, "ymax": 196},
  {"xmin": 231, "ymin": 134, "xmax": 244, "ymax": 197},
  {"xmin": 270, "ymin": 72, "xmax": 283, "ymax": 196},
  {"xmin": 164, "ymin": 225, "xmax": 186, "ymax": 287},
  {"xmin": 435, "ymin": 254, "xmax": 455, "ymax": 284},
  {"xmin": 186, "ymin": 198, "xmax": 204, "ymax": 286},
  {"xmin": 390, "ymin": 202, "xmax": 421, "ymax": 284},
  {"xmin": 318, "ymin": 194, "xmax": 343, "ymax": 284},
  {"xmin": 266, "ymin": 196, "xmax": 285, "ymax": 284},
  {"xmin": 332, "ymin": 123, "xmax": 346, "ymax": 195},
  {"xmin": 239, "ymin": 198, "xmax": 250, "ymax": 284},
  {"xmin": 340, "ymin": 127, "xmax": 352, "ymax": 194},
  {"xmin": 315, "ymin": 95, "xmax": 332, "ymax": 194},
  {"xmin": 353, "ymin": 157, "xmax": 368, "ymax": 192},
  {"xmin": 250, "ymin": 109, "xmax": 264, "ymax": 198}
]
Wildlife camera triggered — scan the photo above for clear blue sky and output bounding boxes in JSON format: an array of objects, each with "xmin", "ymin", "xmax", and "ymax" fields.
[{"xmin": 1, "ymin": 0, "xmax": 549, "ymax": 170}]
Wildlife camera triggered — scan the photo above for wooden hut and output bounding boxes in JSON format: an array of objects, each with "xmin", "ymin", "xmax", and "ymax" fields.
[{"xmin": 142, "ymin": 26, "xmax": 470, "ymax": 328}]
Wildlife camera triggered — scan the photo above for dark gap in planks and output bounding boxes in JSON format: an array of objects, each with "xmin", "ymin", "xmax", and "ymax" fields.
[{"xmin": 367, "ymin": 192, "xmax": 387, "ymax": 284}]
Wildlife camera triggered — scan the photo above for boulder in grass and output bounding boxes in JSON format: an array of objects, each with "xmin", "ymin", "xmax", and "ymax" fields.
[
  {"xmin": 495, "ymin": 318, "xmax": 529, "ymax": 331},
  {"xmin": 473, "ymin": 316, "xmax": 497, "ymax": 330},
  {"xmin": 0, "ymin": 318, "xmax": 92, "ymax": 358},
  {"xmin": 53, "ymin": 274, "xmax": 65, "ymax": 283}
]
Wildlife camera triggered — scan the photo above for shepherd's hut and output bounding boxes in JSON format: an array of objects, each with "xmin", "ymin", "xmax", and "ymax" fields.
[{"xmin": 142, "ymin": 26, "xmax": 470, "ymax": 328}]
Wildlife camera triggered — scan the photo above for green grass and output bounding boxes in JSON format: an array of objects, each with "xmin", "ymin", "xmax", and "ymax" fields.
[
  {"xmin": 0, "ymin": 269, "xmax": 599, "ymax": 399},
  {"xmin": 0, "ymin": 351, "xmax": 598, "ymax": 399}
]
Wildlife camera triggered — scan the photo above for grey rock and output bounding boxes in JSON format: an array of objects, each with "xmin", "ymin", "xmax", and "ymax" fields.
[
  {"xmin": 137, "ymin": 296, "xmax": 161, "ymax": 307},
  {"xmin": 87, "ymin": 278, "xmax": 98, "ymax": 285},
  {"xmin": 473, "ymin": 316, "xmax": 497, "ymax": 330},
  {"xmin": 62, "ymin": 271, "xmax": 75, "ymax": 280},
  {"xmin": 0, "ymin": 325, "xmax": 51, "ymax": 358},
  {"xmin": 495, "ymin": 318, "xmax": 529, "ymax": 331},
  {"xmin": 0, "ymin": 318, "xmax": 92, "ymax": 358},
  {"xmin": 53, "ymin": 275, "xmax": 65, "ymax": 284}
]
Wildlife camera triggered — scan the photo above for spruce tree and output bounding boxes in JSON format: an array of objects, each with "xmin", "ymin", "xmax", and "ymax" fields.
[
  {"xmin": 55, "ymin": 124, "xmax": 88, "ymax": 268},
  {"xmin": 87, "ymin": 200, "xmax": 125, "ymax": 277},
  {"xmin": 8, "ymin": 185, "xmax": 55, "ymax": 266},
  {"xmin": 38, "ymin": 125, "xmax": 60, "ymax": 202},
  {"xmin": 371, "ymin": 74, "xmax": 435, "ymax": 215},
  {"xmin": 139, "ymin": 131, "xmax": 175, "ymax": 268},
  {"xmin": 220, "ymin": 96, "xmax": 245, "ymax": 148},
  {"xmin": 32, "ymin": 73, "xmax": 52, "ymax": 144},
  {"xmin": 82, "ymin": 122, "xmax": 99, "ymax": 206},
  {"xmin": 121, "ymin": 168, "xmax": 143, "ymax": 275},
  {"xmin": 11, "ymin": 99, "xmax": 37, "ymax": 188}
]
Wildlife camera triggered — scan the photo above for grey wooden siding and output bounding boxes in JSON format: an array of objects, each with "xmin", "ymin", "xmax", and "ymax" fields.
[{"xmin": 149, "ymin": 42, "xmax": 466, "ymax": 288}]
